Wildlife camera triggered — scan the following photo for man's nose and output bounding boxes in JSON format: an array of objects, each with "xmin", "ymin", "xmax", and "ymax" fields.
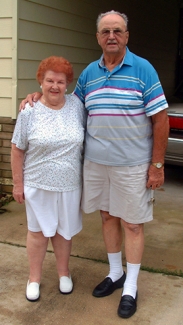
[{"xmin": 108, "ymin": 30, "xmax": 115, "ymax": 37}]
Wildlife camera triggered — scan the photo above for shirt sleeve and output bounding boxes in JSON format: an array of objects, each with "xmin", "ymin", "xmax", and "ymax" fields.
[
  {"xmin": 143, "ymin": 69, "xmax": 168, "ymax": 116},
  {"xmin": 73, "ymin": 71, "xmax": 86, "ymax": 104},
  {"xmin": 11, "ymin": 106, "xmax": 31, "ymax": 151}
]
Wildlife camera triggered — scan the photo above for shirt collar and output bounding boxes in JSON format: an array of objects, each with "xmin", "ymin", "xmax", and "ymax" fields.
[{"xmin": 98, "ymin": 47, "xmax": 133, "ymax": 68}]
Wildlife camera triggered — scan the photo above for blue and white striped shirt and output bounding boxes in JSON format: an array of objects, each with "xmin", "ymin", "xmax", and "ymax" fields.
[{"xmin": 74, "ymin": 47, "xmax": 168, "ymax": 166}]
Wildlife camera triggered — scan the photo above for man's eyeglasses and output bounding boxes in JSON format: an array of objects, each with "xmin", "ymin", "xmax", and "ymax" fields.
[{"xmin": 98, "ymin": 29, "xmax": 128, "ymax": 38}]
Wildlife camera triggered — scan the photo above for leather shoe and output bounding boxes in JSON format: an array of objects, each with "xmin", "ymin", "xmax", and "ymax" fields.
[
  {"xmin": 59, "ymin": 275, "xmax": 73, "ymax": 294},
  {"xmin": 117, "ymin": 292, "xmax": 138, "ymax": 318},
  {"xmin": 26, "ymin": 280, "xmax": 40, "ymax": 302},
  {"xmin": 92, "ymin": 272, "xmax": 126, "ymax": 297}
]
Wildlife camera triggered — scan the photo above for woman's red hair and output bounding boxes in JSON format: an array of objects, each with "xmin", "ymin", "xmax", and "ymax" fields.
[{"xmin": 36, "ymin": 56, "xmax": 74, "ymax": 84}]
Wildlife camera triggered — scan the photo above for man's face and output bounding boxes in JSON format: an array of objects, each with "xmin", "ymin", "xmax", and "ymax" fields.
[{"xmin": 96, "ymin": 14, "xmax": 129, "ymax": 56}]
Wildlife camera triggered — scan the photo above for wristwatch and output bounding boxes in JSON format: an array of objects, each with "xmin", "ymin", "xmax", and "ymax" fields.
[{"xmin": 151, "ymin": 162, "xmax": 164, "ymax": 169}]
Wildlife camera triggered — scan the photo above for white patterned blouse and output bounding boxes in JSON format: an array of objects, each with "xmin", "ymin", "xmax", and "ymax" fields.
[{"xmin": 12, "ymin": 94, "xmax": 86, "ymax": 192}]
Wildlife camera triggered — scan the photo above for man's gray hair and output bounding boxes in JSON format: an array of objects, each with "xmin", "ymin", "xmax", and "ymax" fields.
[{"xmin": 96, "ymin": 10, "xmax": 128, "ymax": 31}]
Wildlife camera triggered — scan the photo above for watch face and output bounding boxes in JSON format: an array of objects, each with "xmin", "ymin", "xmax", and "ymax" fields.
[{"xmin": 152, "ymin": 162, "xmax": 163, "ymax": 168}]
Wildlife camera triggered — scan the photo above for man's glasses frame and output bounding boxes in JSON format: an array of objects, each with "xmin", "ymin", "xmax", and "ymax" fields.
[{"xmin": 98, "ymin": 29, "xmax": 128, "ymax": 38}]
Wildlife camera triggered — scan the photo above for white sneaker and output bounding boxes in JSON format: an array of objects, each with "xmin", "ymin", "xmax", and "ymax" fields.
[
  {"xmin": 59, "ymin": 275, "xmax": 73, "ymax": 294},
  {"xmin": 26, "ymin": 280, "xmax": 40, "ymax": 301}
]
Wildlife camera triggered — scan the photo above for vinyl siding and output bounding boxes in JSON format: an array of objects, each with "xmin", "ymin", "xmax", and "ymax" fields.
[
  {"xmin": 0, "ymin": 0, "xmax": 13, "ymax": 117},
  {"xmin": 17, "ymin": 0, "xmax": 102, "ymax": 112}
]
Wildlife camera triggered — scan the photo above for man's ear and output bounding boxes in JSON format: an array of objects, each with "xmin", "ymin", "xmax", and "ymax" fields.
[
  {"xmin": 125, "ymin": 31, "xmax": 129, "ymax": 45},
  {"xmin": 96, "ymin": 32, "xmax": 101, "ymax": 46}
]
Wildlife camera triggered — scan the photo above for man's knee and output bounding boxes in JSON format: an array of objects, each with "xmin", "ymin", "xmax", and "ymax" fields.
[
  {"xmin": 122, "ymin": 221, "xmax": 144, "ymax": 235},
  {"xmin": 100, "ymin": 210, "xmax": 120, "ymax": 224}
]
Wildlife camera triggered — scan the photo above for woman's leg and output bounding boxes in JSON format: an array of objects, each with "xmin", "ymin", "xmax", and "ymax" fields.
[
  {"xmin": 51, "ymin": 232, "xmax": 72, "ymax": 277},
  {"xmin": 27, "ymin": 230, "xmax": 49, "ymax": 283}
]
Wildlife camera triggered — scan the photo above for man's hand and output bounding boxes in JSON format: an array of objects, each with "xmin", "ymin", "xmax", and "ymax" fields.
[
  {"xmin": 19, "ymin": 92, "xmax": 42, "ymax": 111},
  {"xmin": 13, "ymin": 184, "xmax": 25, "ymax": 204},
  {"xmin": 146, "ymin": 164, "xmax": 164, "ymax": 190}
]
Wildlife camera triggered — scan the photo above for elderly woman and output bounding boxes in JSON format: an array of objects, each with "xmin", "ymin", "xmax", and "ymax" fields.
[{"xmin": 11, "ymin": 56, "xmax": 85, "ymax": 301}]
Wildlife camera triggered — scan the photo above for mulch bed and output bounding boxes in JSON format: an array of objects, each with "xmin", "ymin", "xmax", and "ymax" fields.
[{"xmin": 0, "ymin": 194, "xmax": 14, "ymax": 209}]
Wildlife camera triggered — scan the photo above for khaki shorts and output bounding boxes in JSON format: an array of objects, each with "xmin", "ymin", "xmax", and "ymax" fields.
[
  {"xmin": 81, "ymin": 160, "xmax": 153, "ymax": 224},
  {"xmin": 24, "ymin": 186, "xmax": 82, "ymax": 240}
]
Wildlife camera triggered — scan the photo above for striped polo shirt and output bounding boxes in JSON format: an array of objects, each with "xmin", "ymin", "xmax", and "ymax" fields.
[{"xmin": 74, "ymin": 47, "xmax": 168, "ymax": 166}]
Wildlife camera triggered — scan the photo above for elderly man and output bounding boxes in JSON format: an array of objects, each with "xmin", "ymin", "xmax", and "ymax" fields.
[
  {"xmin": 74, "ymin": 10, "xmax": 169, "ymax": 318},
  {"xmin": 20, "ymin": 10, "xmax": 169, "ymax": 319}
]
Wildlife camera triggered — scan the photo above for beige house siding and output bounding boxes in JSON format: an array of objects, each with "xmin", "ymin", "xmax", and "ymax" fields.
[
  {"xmin": 17, "ymin": 0, "xmax": 104, "ymax": 109},
  {"xmin": 0, "ymin": 0, "xmax": 14, "ymax": 118}
]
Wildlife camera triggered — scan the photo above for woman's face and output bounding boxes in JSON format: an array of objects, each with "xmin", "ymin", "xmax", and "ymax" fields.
[{"xmin": 41, "ymin": 70, "xmax": 67, "ymax": 107}]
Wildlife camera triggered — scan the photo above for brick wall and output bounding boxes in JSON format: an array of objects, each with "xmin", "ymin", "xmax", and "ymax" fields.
[{"xmin": 0, "ymin": 117, "xmax": 16, "ymax": 195}]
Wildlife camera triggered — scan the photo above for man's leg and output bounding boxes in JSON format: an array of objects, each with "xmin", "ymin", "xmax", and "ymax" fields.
[
  {"xmin": 122, "ymin": 220, "xmax": 144, "ymax": 297},
  {"xmin": 117, "ymin": 221, "xmax": 144, "ymax": 318},
  {"xmin": 92, "ymin": 211, "xmax": 126, "ymax": 297},
  {"xmin": 101, "ymin": 211, "xmax": 122, "ymax": 253}
]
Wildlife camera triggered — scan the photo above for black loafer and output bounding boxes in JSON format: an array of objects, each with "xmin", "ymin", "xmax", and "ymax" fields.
[
  {"xmin": 117, "ymin": 292, "xmax": 138, "ymax": 318},
  {"xmin": 92, "ymin": 272, "xmax": 126, "ymax": 297}
]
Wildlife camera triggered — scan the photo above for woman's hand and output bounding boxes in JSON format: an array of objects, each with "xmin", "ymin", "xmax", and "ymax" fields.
[
  {"xmin": 13, "ymin": 183, "xmax": 25, "ymax": 204},
  {"xmin": 19, "ymin": 92, "xmax": 42, "ymax": 111}
]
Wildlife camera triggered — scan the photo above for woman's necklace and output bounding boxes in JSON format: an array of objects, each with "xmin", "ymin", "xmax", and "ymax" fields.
[{"xmin": 41, "ymin": 96, "xmax": 66, "ymax": 110}]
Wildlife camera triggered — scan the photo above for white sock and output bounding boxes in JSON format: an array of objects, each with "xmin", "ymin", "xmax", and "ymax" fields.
[
  {"xmin": 106, "ymin": 252, "xmax": 123, "ymax": 282},
  {"xmin": 122, "ymin": 262, "xmax": 140, "ymax": 299}
]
